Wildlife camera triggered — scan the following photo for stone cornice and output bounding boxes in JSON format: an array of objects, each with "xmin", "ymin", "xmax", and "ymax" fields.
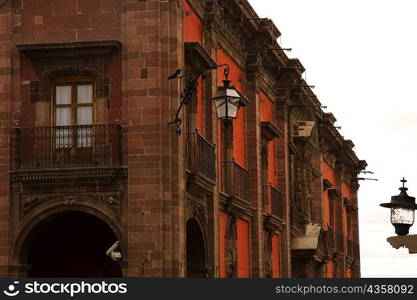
[
  {"xmin": 16, "ymin": 40, "xmax": 121, "ymax": 60},
  {"xmin": 10, "ymin": 167, "xmax": 127, "ymax": 186}
]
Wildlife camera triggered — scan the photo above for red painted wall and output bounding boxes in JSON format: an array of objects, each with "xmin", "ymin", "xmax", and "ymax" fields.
[
  {"xmin": 219, "ymin": 210, "xmax": 228, "ymax": 278},
  {"xmin": 237, "ymin": 218, "xmax": 250, "ymax": 278},
  {"xmin": 216, "ymin": 48, "xmax": 246, "ymax": 167},
  {"xmin": 259, "ymin": 91, "xmax": 273, "ymax": 122},
  {"xmin": 268, "ymin": 140, "xmax": 276, "ymax": 186},
  {"xmin": 183, "ymin": 0, "xmax": 204, "ymax": 134},
  {"xmin": 260, "ymin": 92, "xmax": 276, "ymax": 186},
  {"xmin": 183, "ymin": 0, "xmax": 202, "ymax": 43},
  {"xmin": 346, "ymin": 267, "xmax": 353, "ymax": 278},
  {"xmin": 326, "ymin": 261, "xmax": 334, "ymax": 278},
  {"xmin": 271, "ymin": 233, "xmax": 281, "ymax": 278},
  {"xmin": 342, "ymin": 181, "xmax": 351, "ymax": 199}
]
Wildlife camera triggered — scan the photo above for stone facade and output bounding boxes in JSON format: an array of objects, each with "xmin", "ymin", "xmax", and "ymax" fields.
[{"xmin": 0, "ymin": 0, "xmax": 365, "ymax": 278}]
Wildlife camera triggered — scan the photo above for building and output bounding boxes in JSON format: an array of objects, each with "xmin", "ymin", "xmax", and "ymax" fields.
[{"xmin": 0, "ymin": 0, "xmax": 366, "ymax": 277}]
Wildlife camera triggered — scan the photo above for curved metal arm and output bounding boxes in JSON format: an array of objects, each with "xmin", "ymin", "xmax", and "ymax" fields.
[{"xmin": 169, "ymin": 64, "xmax": 230, "ymax": 136}]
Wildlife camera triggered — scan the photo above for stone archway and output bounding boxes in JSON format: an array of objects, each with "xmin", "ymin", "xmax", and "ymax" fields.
[
  {"xmin": 21, "ymin": 211, "xmax": 122, "ymax": 278},
  {"xmin": 186, "ymin": 219, "xmax": 207, "ymax": 278}
]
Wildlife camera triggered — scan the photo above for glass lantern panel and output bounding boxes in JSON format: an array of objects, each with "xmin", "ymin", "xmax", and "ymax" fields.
[
  {"xmin": 226, "ymin": 88, "xmax": 240, "ymax": 98},
  {"xmin": 225, "ymin": 96, "xmax": 240, "ymax": 119},
  {"xmin": 215, "ymin": 98, "xmax": 226, "ymax": 119},
  {"xmin": 391, "ymin": 207, "xmax": 415, "ymax": 225}
]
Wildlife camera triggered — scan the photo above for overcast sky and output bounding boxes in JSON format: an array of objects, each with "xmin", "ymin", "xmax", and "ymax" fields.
[{"xmin": 247, "ymin": 0, "xmax": 417, "ymax": 277}]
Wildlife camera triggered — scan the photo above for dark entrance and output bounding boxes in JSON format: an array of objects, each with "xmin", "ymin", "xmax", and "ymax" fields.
[
  {"xmin": 186, "ymin": 219, "xmax": 206, "ymax": 277},
  {"xmin": 25, "ymin": 211, "xmax": 122, "ymax": 277}
]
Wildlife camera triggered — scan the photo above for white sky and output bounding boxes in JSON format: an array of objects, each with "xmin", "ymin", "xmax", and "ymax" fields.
[{"xmin": 248, "ymin": 0, "xmax": 417, "ymax": 277}]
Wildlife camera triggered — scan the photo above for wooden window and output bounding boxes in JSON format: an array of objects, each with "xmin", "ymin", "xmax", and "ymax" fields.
[{"xmin": 53, "ymin": 76, "xmax": 95, "ymax": 148}]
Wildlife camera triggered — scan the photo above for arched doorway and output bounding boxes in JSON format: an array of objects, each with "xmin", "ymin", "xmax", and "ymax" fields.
[
  {"xmin": 24, "ymin": 211, "xmax": 122, "ymax": 277},
  {"xmin": 186, "ymin": 219, "xmax": 207, "ymax": 277}
]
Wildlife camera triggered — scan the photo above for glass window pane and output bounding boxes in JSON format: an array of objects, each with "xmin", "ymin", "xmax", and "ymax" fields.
[
  {"xmin": 77, "ymin": 106, "xmax": 92, "ymax": 125},
  {"xmin": 56, "ymin": 107, "xmax": 71, "ymax": 126},
  {"xmin": 77, "ymin": 85, "xmax": 93, "ymax": 104},
  {"xmin": 55, "ymin": 86, "xmax": 72, "ymax": 105}
]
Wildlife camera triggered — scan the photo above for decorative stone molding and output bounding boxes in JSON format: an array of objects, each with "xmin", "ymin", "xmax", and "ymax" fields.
[
  {"xmin": 20, "ymin": 191, "xmax": 122, "ymax": 217},
  {"xmin": 186, "ymin": 200, "xmax": 208, "ymax": 227},
  {"xmin": 17, "ymin": 41, "xmax": 121, "ymax": 101},
  {"xmin": 261, "ymin": 121, "xmax": 282, "ymax": 142},
  {"xmin": 225, "ymin": 214, "xmax": 238, "ymax": 278},
  {"xmin": 264, "ymin": 230, "xmax": 273, "ymax": 278},
  {"xmin": 11, "ymin": 167, "xmax": 127, "ymax": 186}
]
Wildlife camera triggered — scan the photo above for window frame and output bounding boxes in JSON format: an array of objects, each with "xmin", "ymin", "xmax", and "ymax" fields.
[{"xmin": 52, "ymin": 75, "xmax": 96, "ymax": 127}]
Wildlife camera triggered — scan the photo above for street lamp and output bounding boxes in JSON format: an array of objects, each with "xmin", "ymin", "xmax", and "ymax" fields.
[
  {"xmin": 168, "ymin": 64, "xmax": 241, "ymax": 135},
  {"xmin": 380, "ymin": 178, "xmax": 417, "ymax": 236},
  {"xmin": 213, "ymin": 68, "xmax": 241, "ymax": 120}
]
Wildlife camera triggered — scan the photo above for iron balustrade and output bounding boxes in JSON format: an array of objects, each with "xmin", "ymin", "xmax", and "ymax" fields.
[
  {"xmin": 16, "ymin": 124, "xmax": 122, "ymax": 170},
  {"xmin": 327, "ymin": 226, "xmax": 335, "ymax": 251},
  {"xmin": 270, "ymin": 184, "xmax": 284, "ymax": 219},
  {"xmin": 336, "ymin": 232, "xmax": 344, "ymax": 253},
  {"xmin": 347, "ymin": 238, "xmax": 354, "ymax": 258},
  {"xmin": 188, "ymin": 131, "xmax": 216, "ymax": 181},
  {"xmin": 231, "ymin": 161, "xmax": 250, "ymax": 201}
]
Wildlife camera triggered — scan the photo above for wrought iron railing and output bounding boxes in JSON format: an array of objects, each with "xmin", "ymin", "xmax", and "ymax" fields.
[
  {"xmin": 16, "ymin": 124, "xmax": 122, "ymax": 170},
  {"xmin": 187, "ymin": 131, "xmax": 216, "ymax": 181},
  {"xmin": 270, "ymin": 185, "xmax": 284, "ymax": 219},
  {"xmin": 231, "ymin": 161, "xmax": 250, "ymax": 201},
  {"xmin": 336, "ymin": 232, "xmax": 344, "ymax": 253},
  {"xmin": 327, "ymin": 226, "xmax": 335, "ymax": 251}
]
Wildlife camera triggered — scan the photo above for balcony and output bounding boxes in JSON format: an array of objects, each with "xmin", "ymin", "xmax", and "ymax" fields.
[
  {"xmin": 327, "ymin": 226, "xmax": 335, "ymax": 251},
  {"xmin": 269, "ymin": 185, "xmax": 284, "ymax": 219},
  {"xmin": 231, "ymin": 161, "xmax": 250, "ymax": 202},
  {"xmin": 15, "ymin": 124, "xmax": 123, "ymax": 171},
  {"xmin": 336, "ymin": 232, "xmax": 344, "ymax": 253},
  {"xmin": 187, "ymin": 131, "xmax": 216, "ymax": 181}
]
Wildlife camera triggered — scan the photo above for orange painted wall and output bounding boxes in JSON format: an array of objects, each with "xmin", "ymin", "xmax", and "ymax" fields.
[
  {"xmin": 219, "ymin": 211, "xmax": 228, "ymax": 278},
  {"xmin": 346, "ymin": 267, "xmax": 353, "ymax": 278},
  {"xmin": 259, "ymin": 92, "xmax": 276, "ymax": 186},
  {"xmin": 237, "ymin": 218, "xmax": 250, "ymax": 278},
  {"xmin": 323, "ymin": 190, "xmax": 330, "ymax": 225},
  {"xmin": 268, "ymin": 140, "xmax": 276, "ymax": 186},
  {"xmin": 326, "ymin": 261, "xmax": 334, "ymax": 278},
  {"xmin": 183, "ymin": 0, "xmax": 202, "ymax": 42},
  {"xmin": 342, "ymin": 181, "xmax": 351, "ymax": 199},
  {"xmin": 216, "ymin": 48, "xmax": 246, "ymax": 167},
  {"xmin": 322, "ymin": 161, "xmax": 336, "ymax": 185},
  {"xmin": 183, "ymin": 0, "xmax": 204, "ymax": 134},
  {"xmin": 271, "ymin": 233, "xmax": 281, "ymax": 278},
  {"xmin": 259, "ymin": 91, "xmax": 273, "ymax": 122}
]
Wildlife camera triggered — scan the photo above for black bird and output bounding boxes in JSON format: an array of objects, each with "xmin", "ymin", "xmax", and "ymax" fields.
[{"xmin": 167, "ymin": 69, "xmax": 181, "ymax": 80}]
